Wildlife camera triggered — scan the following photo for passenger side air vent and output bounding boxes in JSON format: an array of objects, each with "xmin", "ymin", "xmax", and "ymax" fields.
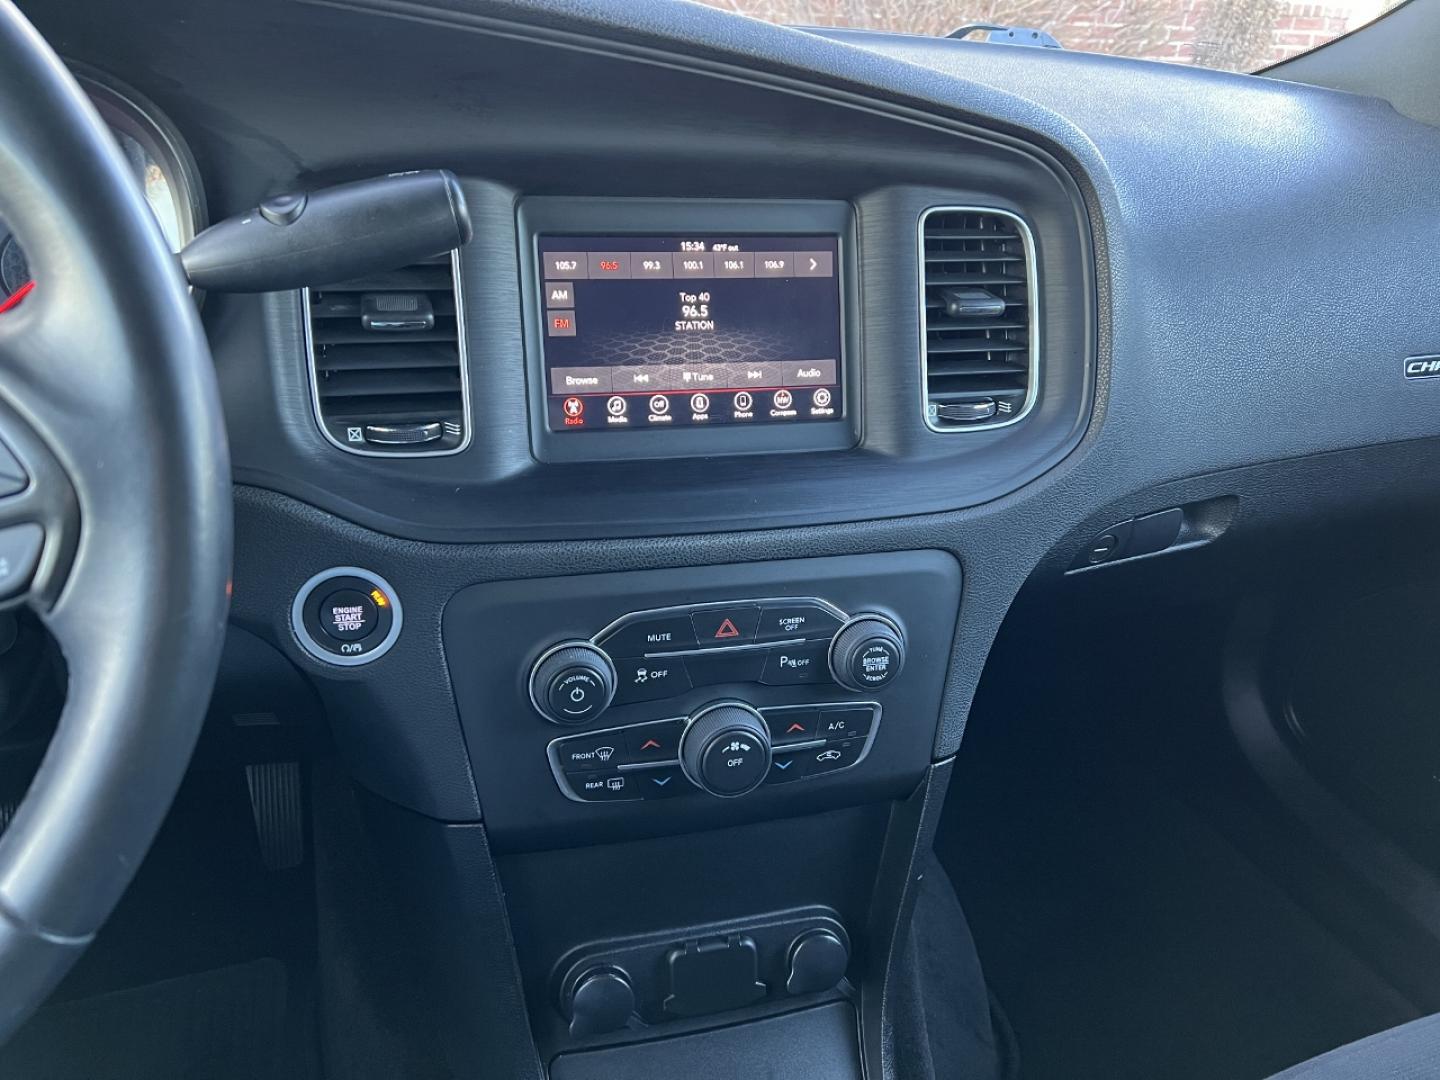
[
  {"xmin": 920, "ymin": 208, "xmax": 1036, "ymax": 431},
  {"xmin": 304, "ymin": 252, "xmax": 470, "ymax": 455}
]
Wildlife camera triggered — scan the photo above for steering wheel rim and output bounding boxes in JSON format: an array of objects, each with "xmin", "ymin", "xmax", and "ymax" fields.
[{"xmin": 0, "ymin": 1, "xmax": 230, "ymax": 1042}]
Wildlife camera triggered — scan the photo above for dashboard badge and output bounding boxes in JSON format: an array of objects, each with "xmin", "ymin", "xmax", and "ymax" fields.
[{"xmin": 1405, "ymin": 355, "xmax": 1440, "ymax": 379}]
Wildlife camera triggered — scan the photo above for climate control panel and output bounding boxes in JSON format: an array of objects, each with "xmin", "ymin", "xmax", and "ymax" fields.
[
  {"xmin": 549, "ymin": 701, "xmax": 880, "ymax": 802},
  {"xmin": 442, "ymin": 551, "xmax": 960, "ymax": 845}
]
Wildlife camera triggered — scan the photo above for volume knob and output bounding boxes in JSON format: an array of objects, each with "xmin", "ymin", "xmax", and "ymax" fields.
[
  {"xmin": 679, "ymin": 702, "xmax": 772, "ymax": 798},
  {"xmin": 529, "ymin": 642, "xmax": 617, "ymax": 726}
]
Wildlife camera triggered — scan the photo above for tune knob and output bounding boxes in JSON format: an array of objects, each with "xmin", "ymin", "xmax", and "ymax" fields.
[
  {"xmin": 528, "ymin": 641, "xmax": 617, "ymax": 726},
  {"xmin": 679, "ymin": 702, "xmax": 772, "ymax": 798},
  {"xmin": 829, "ymin": 614, "xmax": 905, "ymax": 692}
]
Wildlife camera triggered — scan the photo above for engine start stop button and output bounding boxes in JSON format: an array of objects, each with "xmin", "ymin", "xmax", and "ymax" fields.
[
  {"xmin": 318, "ymin": 588, "xmax": 379, "ymax": 642},
  {"xmin": 291, "ymin": 567, "xmax": 404, "ymax": 667}
]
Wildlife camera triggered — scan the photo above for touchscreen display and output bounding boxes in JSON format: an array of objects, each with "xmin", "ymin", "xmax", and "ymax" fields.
[{"xmin": 537, "ymin": 235, "xmax": 843, "ymax": 433}]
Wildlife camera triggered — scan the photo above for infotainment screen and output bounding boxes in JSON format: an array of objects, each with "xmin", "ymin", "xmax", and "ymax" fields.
[{"xmin": 537, "ymin": 235, "xmax": 844, "ymax": 434}]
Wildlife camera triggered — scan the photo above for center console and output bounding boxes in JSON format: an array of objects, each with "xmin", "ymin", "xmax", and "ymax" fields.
[
  {"xmin": 193, "ymin": 5, "xmax": 1104, "ymax": 1075},
  {"xmin": 435, "ymin": 551, "xmax": 960, "ymax": 1068},
  {"xmin": 444, "ymin": 551, "xmax": 959, "ymax": 847}
]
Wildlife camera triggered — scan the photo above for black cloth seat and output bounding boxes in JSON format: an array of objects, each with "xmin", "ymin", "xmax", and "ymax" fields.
[{"xmin": 1269, "ymin": 1014, "xmax": 1440, "ymax": 1078}]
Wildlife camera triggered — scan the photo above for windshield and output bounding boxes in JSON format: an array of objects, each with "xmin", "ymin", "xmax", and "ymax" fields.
[{"xmin": 695, "ymin": 0, "xmax": 1404, "ymax": 71}]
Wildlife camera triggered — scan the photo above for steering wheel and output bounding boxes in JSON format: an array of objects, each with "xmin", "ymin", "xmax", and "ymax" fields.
[{"xmin": 0, "ymin": 2, "xmax": 231, "ymax": 1042}]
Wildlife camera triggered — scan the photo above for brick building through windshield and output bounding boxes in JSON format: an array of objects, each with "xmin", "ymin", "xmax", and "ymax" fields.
[{"xmin": 696, "ymin": 0, "xmax": 1403, "ymax": 71}]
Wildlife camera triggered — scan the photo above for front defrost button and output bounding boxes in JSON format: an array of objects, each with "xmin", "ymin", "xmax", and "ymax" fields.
[{"xmin": 555, "ymin": 734, "xmax": 630, "ymax": 772}]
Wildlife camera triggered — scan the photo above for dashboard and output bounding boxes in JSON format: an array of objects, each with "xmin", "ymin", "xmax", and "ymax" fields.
[
  {"xmin": 0, "ymin": 71, "xmax": 205, "ymax": 306},
  {"xmin": 14, "ymin": 0, "xmax": 1440, "ymax": 1074}
]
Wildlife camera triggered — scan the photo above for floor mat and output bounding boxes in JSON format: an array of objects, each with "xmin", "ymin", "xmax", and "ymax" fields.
[
  {"xmin": 938, "ymin": 735, "xmax": 1420, "ymax": 1080},
  {"xmin": 0, "ymin": 959, "xmax": 305, "ymax": 1080}
]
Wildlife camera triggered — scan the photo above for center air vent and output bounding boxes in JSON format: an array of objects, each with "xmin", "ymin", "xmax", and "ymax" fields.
[
  {"xmin": 920, "ymin": 208, "xmax": 1036, "ymax": 432},
  {"xmin": 304, "ymin": 251, "xmax": 470, "ymax": 456}
]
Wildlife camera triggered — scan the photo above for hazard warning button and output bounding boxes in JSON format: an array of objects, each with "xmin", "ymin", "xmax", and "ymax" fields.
[{"xmin": 690, "ymin": 605, "xmax": 760, "ymax": 648}]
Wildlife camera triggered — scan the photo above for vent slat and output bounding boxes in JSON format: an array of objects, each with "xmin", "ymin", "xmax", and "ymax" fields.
[
  {"xmin": 314, "ymin": 266, "xmax": 454, "ymax": 291},
  {"xmin": 922, "ymin": 229, "xmax": 1020, "ymax": 240},
  {"xmin": 926, "ymin": 317, "xmax": 1027, "ymax": 332},
  {"xmin": 321, "ymin": 398, "xmax": 464, "ymax": 423},
  {"xmin": 306, "ymin": 256, "xmax": 467, "ymax": 454},
  {"xmin": 923, "ymin": 251, "xmax": 1024, "ymax": 264},
  {"xmin": 929, "ymin": 385, "xmax": 1028, "ymax": 401},
  {"xmin": 924, "ymin": 272, "xmax": 1026, "ymax": 287},
  {"xmin": 925, "ymin": 338, "xmax": 1028, "ymax": 356},
  {"xmin": 925, "ymin": 299, "xmax": 1024, "ymax": 312},
  {"xmin": 310, "ymin": 294, "xmax": 456, "ymax": 320},
  {"xmin": 927, "ymin": 359, "xmax": 1027, "ymax": 378},
  {"xmin": 318, "ymin": 369, "xmax": 461, "ymax": 398},
  {"xmin": 922, "ymin": 209, "xmax": 1034, "ymax": 430},
  {"xmin": 316, "ymin": 345, "xmax": 462, "ymax": 373},
  {"xmin": 313, "ymin": 324, "xmax": 459, "ymax": 348}
]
